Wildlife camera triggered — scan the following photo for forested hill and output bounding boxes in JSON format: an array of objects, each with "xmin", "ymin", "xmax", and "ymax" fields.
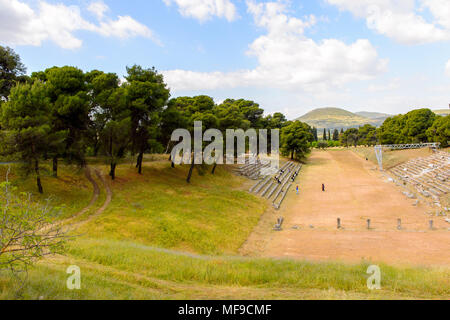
[{"xmin": 295, "ymin": 107, "xmax": 385, "ymax": 130}]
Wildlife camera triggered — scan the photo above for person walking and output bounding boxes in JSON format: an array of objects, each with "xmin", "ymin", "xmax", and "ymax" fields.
[
  {"xmin": 296, "ymin": 185, "xmax": 299, "ymax": 195},
  {"xmin": 322, "ymin": 183, "xmax": 325, "ymax": 192}
]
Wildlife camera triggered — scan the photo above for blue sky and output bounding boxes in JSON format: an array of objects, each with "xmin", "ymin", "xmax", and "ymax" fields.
[{"xmin": 1, "ymin": 0, "xmax": 450, "ymax": 119}]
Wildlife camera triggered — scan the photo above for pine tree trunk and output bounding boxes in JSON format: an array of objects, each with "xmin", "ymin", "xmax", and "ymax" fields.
[
  {"xmin": 137, "ymin": 152, "xmax": 143, "ymax": 174},
  {"xmin": 110, "ymin": 162, "xmax": 116, "ymax": 180},
  {"xmin": 35, "ymin": 159, "xmax": 43, "ymax": 194},
  {"xmin": 186, "ymin": 156, "xmax": 195, "ymax": 183},
  {"xmin": 52, "ymin": 157, "xmax": 58, "ymax": 177}
]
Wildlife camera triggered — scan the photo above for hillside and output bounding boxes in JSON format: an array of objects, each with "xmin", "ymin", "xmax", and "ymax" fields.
[
  {"xmin": 434, "ymin": 109, "xmax": 450, "ymax": 116},
  {"xmin": 355, "ymin": 111, "xmax": 391, "ymax": 120},
  {"xmin": 296, "ymin": 107, "xmax": 383, "ymax": 130}
]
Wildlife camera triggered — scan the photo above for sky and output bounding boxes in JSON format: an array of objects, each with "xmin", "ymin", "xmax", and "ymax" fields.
[{"xmin": 1, "ymin": 0, "xmax": 450, "ymax": 119}]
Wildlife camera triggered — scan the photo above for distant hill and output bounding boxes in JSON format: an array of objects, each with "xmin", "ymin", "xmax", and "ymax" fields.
[
  {"xmin": 355, "ymin": 111, "xmax": 391, "ymax": 120},
  {"xmin": 296, "ymin": 107, "xmax": 383, "ymax": 130},
  {"xmin": 295, "ymin": 107, "xmax": 448, "ymax": 131},
  {"xmin": 433, "ymin": 109, "xmax": 450, "ymax": 116}
]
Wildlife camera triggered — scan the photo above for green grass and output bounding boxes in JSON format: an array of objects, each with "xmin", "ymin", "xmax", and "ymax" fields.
[
  {"xmin": 77, "ymin": 161, "xmax": 266, "ymax": 255},
  {"xmin": 1, "ymin": 238, "xmax": 448, "ymax": 300},
  {"xmin": 1, "ymin": 158, "xmax": 449, "ymax": 300},
  {"xmin": 0, "ymin": 163, "xmax": 92, "ymax": 219}
]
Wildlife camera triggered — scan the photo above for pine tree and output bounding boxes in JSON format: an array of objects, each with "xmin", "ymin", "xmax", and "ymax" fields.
[
  {"xmin": 1, "ymin": 82, "xmax": 52, "ymax": 193},
  {"xmin": 312, "ymin": 127, "xmax": 318, "ymax": 141},
  {"xmin": 333, "ymin": 129, "xmax": 339, "ymax": 141}
]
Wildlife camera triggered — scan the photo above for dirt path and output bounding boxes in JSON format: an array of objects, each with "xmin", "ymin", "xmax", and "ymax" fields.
[
  {"xmin": 39, "ymin": 166, "xmax": 101, "ymax": 233},
  {"xmin": 242, "ymin": 150, "xmax": 450, "ymax": 267},
  {"xmin": 72, "ymin": 166, "xmax": 100, "ymax": 218},
  {"xmin": 92, "ymin": 168, "xmax": 112, "ymax": 217},
  {"xmin": 42, "ymin": 166, "xmax": 112, "ymax": 233},
  {"xmin": 66, "ymin": 167, "xmax": 112, "ymax": 229}
]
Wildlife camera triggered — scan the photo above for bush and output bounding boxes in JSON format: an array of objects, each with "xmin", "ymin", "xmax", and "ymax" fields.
[{"xmin": 0, "ymin": 168, "xmax": 67, "ymax": 276}]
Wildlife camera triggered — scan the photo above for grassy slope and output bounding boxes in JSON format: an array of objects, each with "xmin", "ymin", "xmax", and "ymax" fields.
[
  {"xmin": 2, "ymin": 239, "xmax": 449, "ymax": 300},
  {"xmin": 0, "ymin": 163, "xmax": 93, "ymax": 219},
  {"xmin": 355, "ymin": 111, "xmax": 391, "ymax": 119},
  {"xmin": 352, "ymin": 147, "xmax": 432, "ymax": 169},
  {"xmin": 0, "ymin": 159, "xmax": 449, "ymax": 299},
  {"xmin": 77, "ymin": 162, "xmax": 266, "ymax": 255}
]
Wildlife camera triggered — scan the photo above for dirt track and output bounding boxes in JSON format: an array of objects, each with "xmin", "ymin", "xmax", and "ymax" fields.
[
  {"xmin": 51, "ymin": 166, "xmax": 112, "ymax": 231},
  {"xmin": 242, "ymin": 150, "xmax": 450, "ymax": 267}
]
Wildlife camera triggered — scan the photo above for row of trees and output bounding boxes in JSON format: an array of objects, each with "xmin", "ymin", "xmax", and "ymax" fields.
[
  {"xmin": 337, "ymin": 109, "xmax": 449, "ymax": 148},
  {"xmin": 320, "ymin": 128, "xmax": 340, "ymax": 141},
  {"xmin": 310, "ymin": 127, "xmax": 341, "ymax": 142},
  {"xmin": 0, "ymin": 46, "xmax": 315, "ymax": 193},
  {"xmin": 0, "ymin": 64, "xmax": 171, "ymax": 190},
  {"xmin": 1, "ymin": 46, "xmax": 447, "ymax": 193},
  {"xmin": 378, "ymin": 109, "xmax": 449, "ymax": 146}
]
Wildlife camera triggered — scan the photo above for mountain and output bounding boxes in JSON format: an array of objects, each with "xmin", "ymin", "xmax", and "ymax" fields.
[
  {"xmin": 296, "ymin": 107, "xmax": 383, "ymax": 130},
  {"xmin": 355, "ymin": 111, "xmax": 391, "ymax": 120}
]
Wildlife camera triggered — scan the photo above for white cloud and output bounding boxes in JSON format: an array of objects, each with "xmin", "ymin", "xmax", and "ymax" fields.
[
  {"xmin": 326, "ymin": 0, "xmax": 450, "ymax": 44},
  {"xmin": 422, "ymin": 0, "xmax": 450, "ymax": 29},
  {"xmin": 163, "ymin": 0, "xmax": 238, "ymax": 22},
  {"xmin": 88, "ymin": 1, "xmax": 109, "ymax": 20},
  {"xmin": 163, "ymin": 0, "xmax": 387, "ymax": 92},
  {"xmin": 445, "ymin": 60, "xmax": 450, "ymax": 77},
  {"xmin": 0, "ymin": 0, "xmax": 159, "ymax": 49},
  {"xmin": 96, "ymin": 16, "xmax": 158, "ymax": 42}
]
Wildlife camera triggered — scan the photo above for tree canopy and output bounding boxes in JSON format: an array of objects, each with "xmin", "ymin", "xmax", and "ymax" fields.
[
  {"xmin": 0, "ymin": 46, "xmax": 27, "ymax": 102},
  {"xmin": 281, "ymin": 121, "xmax": 314, "ymax": 160},
  {"xmin": 1, "ymin": 47, "xmax": 448, "ymax": 191},
  {"xmin": 427, "ymin": 115, "xmax": 450, "ymax": 148},
  {"xmin": 1, "ymin": 82, "xmax": 53, "ymax": 193}
]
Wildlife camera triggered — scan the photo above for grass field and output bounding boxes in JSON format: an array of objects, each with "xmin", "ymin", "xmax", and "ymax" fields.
[
  {"xmin": 0, "ymin": 163, "xmax": 93, "ymax": 219},
  {"xmin": 0, "ymin": 158, "xmax": 449, "ymax": 300},
  {"xmin": 76, "ymin": 162, "xmax": 266, "ymax": 254},
  {"xmin": 1, "ymin": 238, "xmax": 449, "ymax": 300}
]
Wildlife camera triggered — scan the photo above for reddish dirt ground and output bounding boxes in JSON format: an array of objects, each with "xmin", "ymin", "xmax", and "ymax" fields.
[{"xmin": 242, "ymin": 149, "xmax": 450, "ymax": 267}]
